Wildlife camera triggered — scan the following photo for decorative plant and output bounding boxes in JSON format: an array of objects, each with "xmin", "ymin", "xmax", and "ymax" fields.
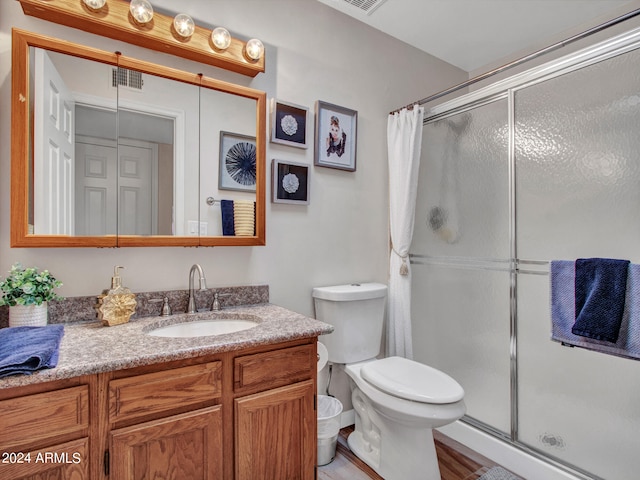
[{"xmin": 0, "ymin": 263, "xmax": 63, "ymax": 307}]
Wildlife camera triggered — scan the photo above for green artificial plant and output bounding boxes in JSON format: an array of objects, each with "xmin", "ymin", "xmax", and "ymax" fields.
[{"xmin": 0, "ymin": 263, "xmax": 63, "ymax": 307}]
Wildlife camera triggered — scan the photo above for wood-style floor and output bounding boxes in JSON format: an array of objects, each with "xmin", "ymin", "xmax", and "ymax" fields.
[{"xmin": 318, "ymin": 426, "xmax": 504, "ymax": 480}]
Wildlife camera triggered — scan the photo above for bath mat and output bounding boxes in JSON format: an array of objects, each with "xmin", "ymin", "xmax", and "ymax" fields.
[{"xmin": 478, "ymin": 466, "xmax": 523, "ymax": 480}]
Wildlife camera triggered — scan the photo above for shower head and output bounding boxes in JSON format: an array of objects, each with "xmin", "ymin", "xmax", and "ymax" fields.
[{"xmin": 445, "ymin": 113, "xmax": 471, "ymax": 135}]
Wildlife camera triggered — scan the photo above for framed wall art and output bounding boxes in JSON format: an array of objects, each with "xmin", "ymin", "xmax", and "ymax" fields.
[
  {"xmin": 314, "ymin": 100, "xmax": 357, "ymax": 171},
  {"xmin": 272, "ymin": 159, "xmax": 310, "ymax": 205},
  {"xmin": 271, "ymin": 99, "xmax": 309, "ymax": 149},
  {"xmin": 219, "ymin": 131, "xmax": 257, "ymax": 192}
]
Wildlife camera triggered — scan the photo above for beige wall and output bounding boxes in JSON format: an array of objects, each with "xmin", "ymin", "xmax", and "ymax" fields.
[{"xmin": 0, "ymin": 0, "xmax": 465, "ymax": 318}]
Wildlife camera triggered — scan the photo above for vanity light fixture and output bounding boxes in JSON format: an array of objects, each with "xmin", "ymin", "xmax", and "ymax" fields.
[
  {"xmin": 211, "ymin": 26, "xmax": 231, "ymax": 50},
  {"xmin": 173, "ymin": 13, "xmax": 195, "ymax": 38},
  {"xmin": 18, "ymin": 0, "xmax": 265, "ymax": 77},
  {"xmin": 82, "ymin": 0, "xmax": 106, "ymax": 10},
  {"xmin": 130, "ymin": 0, "xmax": 154, "ymax": 24},
  {"xmin": 245, "ymin": 38, "xmax": 264, "ymax": 61}
]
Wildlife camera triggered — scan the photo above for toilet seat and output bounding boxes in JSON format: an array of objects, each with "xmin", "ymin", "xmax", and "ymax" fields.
[{"xmin": 360, "ymin": 356, "xmax": 464, "ymax": 404}]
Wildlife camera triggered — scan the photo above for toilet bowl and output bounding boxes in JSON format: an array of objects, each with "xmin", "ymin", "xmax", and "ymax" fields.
[
  {"xmin": 313, "ymin": 283, "xmax": 466, "ymax": 480},
  {"xmin": 344, "ymin": 357, "xmax": 465, "ymax": 480}
]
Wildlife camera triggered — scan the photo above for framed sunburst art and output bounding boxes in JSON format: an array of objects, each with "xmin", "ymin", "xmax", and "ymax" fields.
[
  {"xmin": 219, "ymin": 131, "xmax": 257, "ymax": 192},
  {"xmin": 270, "ymin": 100, "xmax": 309, "ymax": 149}
]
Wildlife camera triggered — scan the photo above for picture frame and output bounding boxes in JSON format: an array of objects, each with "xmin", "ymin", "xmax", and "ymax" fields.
[
  {"xmin": 314, "ymin": 100, "xmax": 357, "ymax": 171},
  {"xmin": 271, "ymin": 99, "xmax": 309, "ymax": 149},
  {"xmin": 218, "ymin": 131, "xmax": 257, "ymax": 192},
  {"xmin": 272, "ymin": 159, "xmax": 310, "ymax": 205}
]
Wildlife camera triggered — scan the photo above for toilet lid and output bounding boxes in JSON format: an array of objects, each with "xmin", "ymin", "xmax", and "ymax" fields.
[{"xmin": 360, "ymin": 356, "xmax": 464, "ymax": 404}]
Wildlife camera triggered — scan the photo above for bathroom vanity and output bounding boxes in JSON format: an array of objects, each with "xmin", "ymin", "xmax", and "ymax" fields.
[{"xmin": 0, "ymin": 304, "xmax": 331, "ymax": 479}]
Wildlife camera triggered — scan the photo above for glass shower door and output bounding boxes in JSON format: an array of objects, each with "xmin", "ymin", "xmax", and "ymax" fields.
[
  {"xmin": 411, "ymin": 99, "xmax": 512, "ymax": 434},
  {"xmin": 515, "ymin": 48, "xmax": 640, "ymax": 480}
]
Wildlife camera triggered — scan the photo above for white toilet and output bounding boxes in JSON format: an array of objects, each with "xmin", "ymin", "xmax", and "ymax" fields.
[{"xmin": 313, "ymin": 282, "xmax": 466, "ymax": 480}]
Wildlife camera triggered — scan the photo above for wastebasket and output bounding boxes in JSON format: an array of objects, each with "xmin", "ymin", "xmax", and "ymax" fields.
[{"xmin": 317, "ymin": 394, "xmax": 343, "ymax": 466}]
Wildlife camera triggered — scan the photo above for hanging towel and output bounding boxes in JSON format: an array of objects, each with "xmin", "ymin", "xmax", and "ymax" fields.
[
  {"xmin": 220, "ymin": 200, "xmax": 235, "ymax": 236},
  {"xmin": 573, "ymin": 258, "xmax": 630, "ymax": 342},
  {"xmin": 551, "ymin": 260, "xmax": 640, "ymax": 360},
  {"xmin": 233, "ymin": 200, "xmax": 255, "ymax": 236},
  {"xmin": 0, "ymin": 324, "xmax": 64, "ymax": 378}
]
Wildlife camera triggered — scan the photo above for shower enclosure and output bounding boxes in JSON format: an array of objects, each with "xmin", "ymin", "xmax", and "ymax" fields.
[{"xmin": 410, "ymin": 26, "xmax": 640, "ymax": 480}]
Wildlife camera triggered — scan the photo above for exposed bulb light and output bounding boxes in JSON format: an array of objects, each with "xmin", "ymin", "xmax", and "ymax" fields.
[
  {"xmin": 245, "ymin": 38, "xmax": 264, "ymax": 61},
  {"xmin": 130, "ymin": 0, "xmax": 153, "ymax": 24},
  {"xmin": 211, "ymin": 27, "xmax": 231, "ymax": 50},
  {"xmin": 83, "ymin": 0, "xmax": 106, "ymax": 9},
  {"xmin": 173, "ymin": 13, "xmax": 195, "ymax": 38}
]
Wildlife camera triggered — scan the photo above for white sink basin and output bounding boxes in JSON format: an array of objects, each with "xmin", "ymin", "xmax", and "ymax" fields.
[{"xmin": 147, "ymin": 319, "xmax": 259, "ymax": 338}]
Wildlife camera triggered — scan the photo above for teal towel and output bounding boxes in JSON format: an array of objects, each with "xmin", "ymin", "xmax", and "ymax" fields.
[{"xmin": 0, "ymin": 325, "xmax": 64, "ymax": 377}]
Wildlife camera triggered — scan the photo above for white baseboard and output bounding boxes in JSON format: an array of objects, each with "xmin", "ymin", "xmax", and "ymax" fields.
[
  {"xmin": 437, "ymin": 421, "xmax": 582, "ymax": 480},
  {"xmin": 340, "ymin": 408, "xmax": 355, "ymax": 428}
]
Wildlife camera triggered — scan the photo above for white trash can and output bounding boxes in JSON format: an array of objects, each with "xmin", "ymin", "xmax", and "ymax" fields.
[{"xmin": 317, "ymin": 394, "xmax": 343, "ymax": 466}]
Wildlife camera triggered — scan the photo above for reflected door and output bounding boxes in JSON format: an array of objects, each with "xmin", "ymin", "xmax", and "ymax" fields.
[
  {"xmin": 75, "ymin": 138, "xmax": 157, "ymax": 236},
  {"xmin": 34, "ymin": 48, "xmax": 75, "ymax": 235},
  {"xmin": 118, "ymin": 140, "xmax": 156, "ymax": 235},
  {"xmin": 75, "ymin": 137, "xmax": 116, "ymax": 235}
]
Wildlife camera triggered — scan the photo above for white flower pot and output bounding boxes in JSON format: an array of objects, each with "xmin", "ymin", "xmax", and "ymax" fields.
[{"xmin": 9, "ymin": 302, "xmax": 48, "ymax": 327}]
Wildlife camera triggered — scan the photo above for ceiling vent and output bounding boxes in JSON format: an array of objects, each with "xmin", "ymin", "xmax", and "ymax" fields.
[
  {"xmin": 340, "ymin": 0, "xmax": 388, "ymax": 15},
  {"xmin": 112, "ymin": 67, "xmax": 144, "ymax": 90}
]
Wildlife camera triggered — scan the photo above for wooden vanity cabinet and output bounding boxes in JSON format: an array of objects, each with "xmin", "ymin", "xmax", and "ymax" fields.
[
  {"xmin": 234, "ymin": 344, "xmax": 317, "ymax": 480},
  {"xmin": 0, "ymin": 378, "xmax": 92, "ymax": 480},
  {"xmin": 107, "ymin": 362, "xmax": 224, "ymax": 480},
  {"xmin": 0, "ymin": 338, "xmax": 318, "ymax": 480}
]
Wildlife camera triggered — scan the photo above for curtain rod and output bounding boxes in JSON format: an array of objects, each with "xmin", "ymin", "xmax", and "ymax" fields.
[{"xmin": 390, "ymin": 7, "xmax": 640, "ymax": 115}]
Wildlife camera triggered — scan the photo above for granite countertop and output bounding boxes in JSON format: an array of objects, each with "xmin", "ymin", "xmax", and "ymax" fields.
[{"xmin": 0, "ymin": 303, "xmax": 333, "ymax": 390}]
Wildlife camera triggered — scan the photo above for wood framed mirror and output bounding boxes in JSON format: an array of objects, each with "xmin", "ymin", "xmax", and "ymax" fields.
[{"xmin": 11, "ymin": 29, "xmax": 266, "ymax": 248}]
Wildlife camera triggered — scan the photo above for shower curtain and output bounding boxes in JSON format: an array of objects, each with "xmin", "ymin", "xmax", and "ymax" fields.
[{"xmin": 386, "ymin": 106, "xmax": 424, "ymax": 358}]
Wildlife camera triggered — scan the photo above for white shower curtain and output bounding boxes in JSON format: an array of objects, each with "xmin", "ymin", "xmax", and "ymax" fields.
[{"xmin": 387, "ymin": 106, "xmax": 424, "ymax": 359}]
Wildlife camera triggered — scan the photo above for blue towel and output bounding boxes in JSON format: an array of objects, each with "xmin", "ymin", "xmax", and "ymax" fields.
[
  {"xmin": 551, "ymin": 261, "xmax": 640, "ymax": 360},
  {"xmin": 0, "ymin": 325, "xmax": 64, "ymax": 378},
  {"xmin": 573, "ymin": 258, "xmax": 630, "ymax": 342},
  {"xmin": 220, "ymin": 200, "xmax": 235, "ymax": 236}
]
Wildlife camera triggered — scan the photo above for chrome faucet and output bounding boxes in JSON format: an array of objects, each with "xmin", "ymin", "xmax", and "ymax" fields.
[{"xmin": 187, "ymin": 264, "xmax": 207, "ymax": 314}]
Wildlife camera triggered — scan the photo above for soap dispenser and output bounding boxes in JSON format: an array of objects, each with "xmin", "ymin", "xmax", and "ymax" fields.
[{"xmin": 95, "ymin": 266, "xmax": 137, "ymax": 326}]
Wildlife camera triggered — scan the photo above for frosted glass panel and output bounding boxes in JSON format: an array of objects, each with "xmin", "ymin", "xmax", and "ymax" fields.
[
  {"xmin": 412, "ymin": 264, "xmax": 511, "ymax": 434},
  {"xmin": 515, "ymin": 48, "xmax": 640, "ymax": 480},
  {"xmin": 415, "ymin": 99, "xmax": 509, "ymax": 259},
  {"xmin": 413, "ymin": 32, "xmax": 640, "ymax": 480},
  {"xmin": 516, "ymin": 49, "xmax": 640, "ymax": 261},
  {"xmin": 517, "ymin": 274, "xmax": 640, "ymax": 479}
]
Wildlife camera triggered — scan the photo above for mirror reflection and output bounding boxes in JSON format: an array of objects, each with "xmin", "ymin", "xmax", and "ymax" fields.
[
  {"xmin": 200, "ymin": 87, "xmax": 257, "ymax": 237},
  {"xmin": 20, "ymin": 34, "xmax": 263, "ymax": 246}
]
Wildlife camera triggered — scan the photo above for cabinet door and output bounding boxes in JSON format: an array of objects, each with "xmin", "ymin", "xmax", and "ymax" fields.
[
  {"xmin": 0, "ymin": 437, "xmax": 89, "ymax": 480},
  {"xmin": 110, "ymin": 406, "xmax": 223, "ymax": 480},
  {"xmin": 235, "ymin": 379, "xmax": 315, "ymax": 480}
]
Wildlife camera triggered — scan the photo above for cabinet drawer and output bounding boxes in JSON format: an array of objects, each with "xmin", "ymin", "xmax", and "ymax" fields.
[
  {"xmin": 109, "ymin": 361, "xmax": 222, "ymax": 424},
  {"xmin": 0, "ymin": 437, "xmax": 89, "ymax": 479},
  {"xmin": 0, "ymin": 385, "xmax": 89, "ymax": 450},
  {"xmin": 234, "ymin": 344, "xmax": 314, "ymax": 394}
]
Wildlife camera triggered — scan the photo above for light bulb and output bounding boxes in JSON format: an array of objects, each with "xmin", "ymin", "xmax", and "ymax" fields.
[
  {"xmin": 130, "ymin": 0, "xmax": 153, "ymax": 24},
  {"xmin": 245, "ymin": 38, "xmax": 264, "ymax": 61},
  {"xmin": 83, "ymin": 0, "xmax": 106, "ymax": 9},
  {"xmin": 211, "ymin": 27, "xmax": 231, "ymax": 50},
  {"xmin": 173, "ymin": 13, "xmax": 195, "ymax": 38}
]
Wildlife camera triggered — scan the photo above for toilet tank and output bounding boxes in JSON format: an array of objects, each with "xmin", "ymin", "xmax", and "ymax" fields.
[{"xmin": 313, "ymin": 283, "xmax": 387, "ymax": 364}]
